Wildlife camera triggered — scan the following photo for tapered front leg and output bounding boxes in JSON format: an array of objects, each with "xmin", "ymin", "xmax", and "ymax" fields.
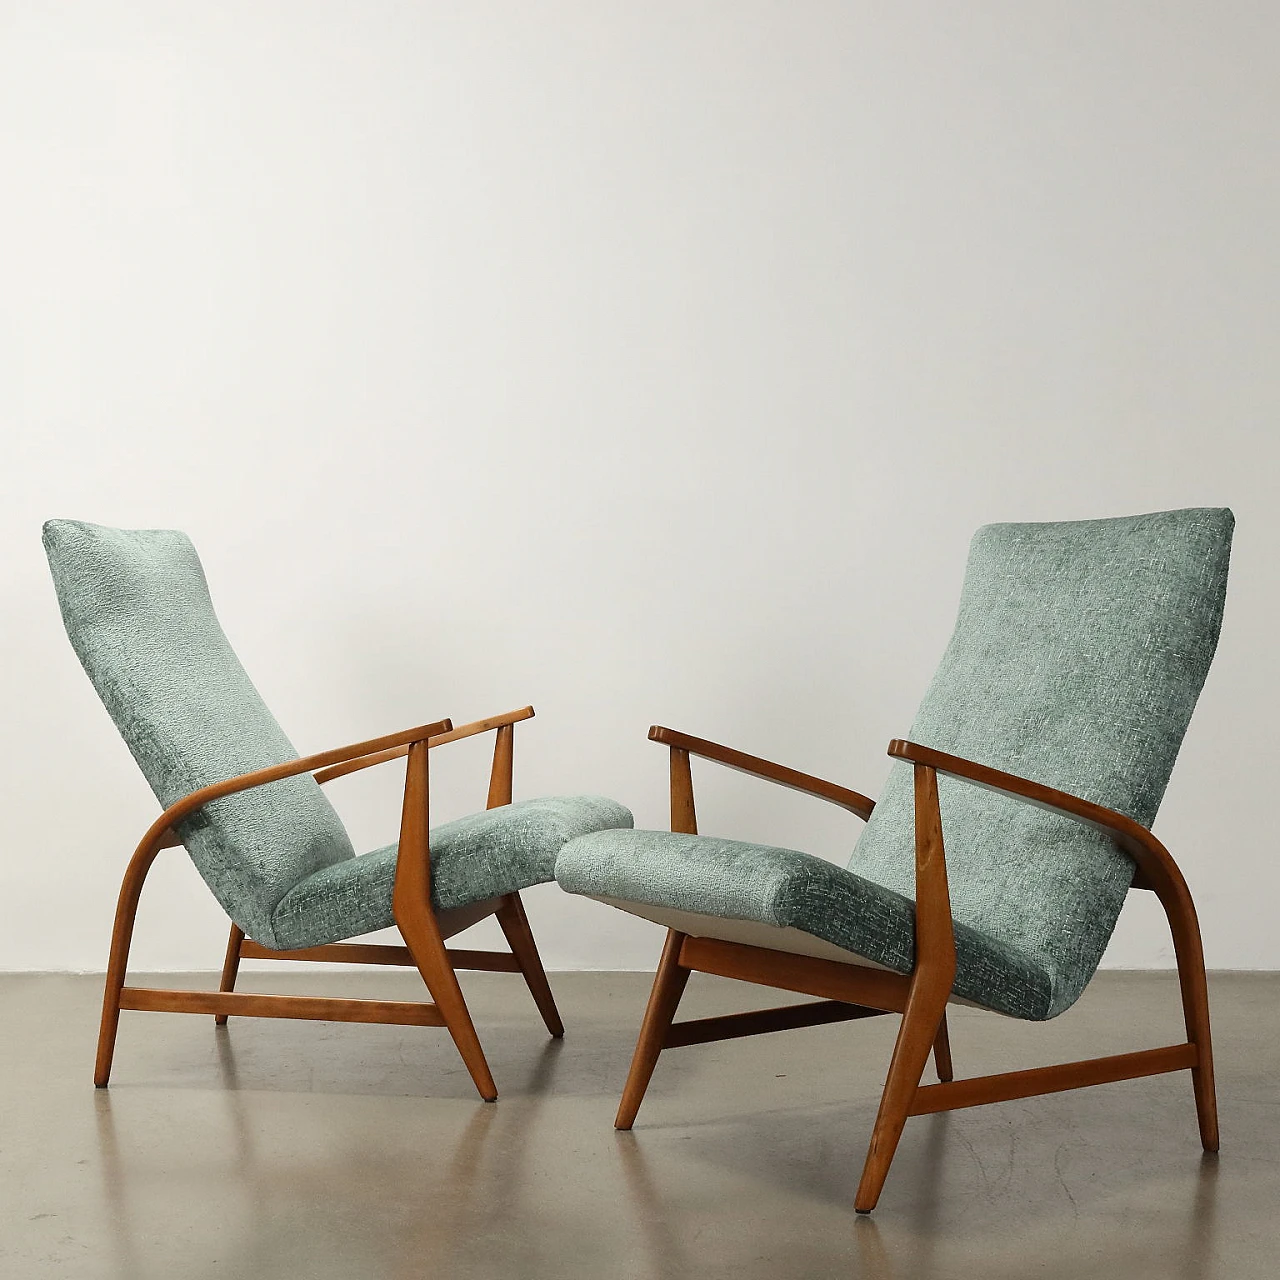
[
  {"xmin": 855, "ymin": 981, "xmax": 949, "ymax": 1211},
  {"xmin": 856, "ymin": 760, "xmax": 957, "ymax": 1212},
  {"xmin": 399, "ymin": 911, "xmax": 498, "ymax": 1101},
  {"xmin": 394, "ymin": 737, "xmax": 498, "ymax": 1101},
  {"xmin": 1169, "ymin": 898, "xmax": 1218, "ymax": 1151},
  {"xmin": 615, "ymin": 930, "xmax": 691, "ymax": 1129}
]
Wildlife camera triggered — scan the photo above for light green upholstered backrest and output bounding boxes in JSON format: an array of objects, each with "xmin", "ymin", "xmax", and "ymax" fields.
[
  {"xmin": 43, "ymin": 520, "xmax": 355, "ymax": 946},
  {"xmin": 851, "ymin": 508, "xmax": 1233, "ymax": 1018}
]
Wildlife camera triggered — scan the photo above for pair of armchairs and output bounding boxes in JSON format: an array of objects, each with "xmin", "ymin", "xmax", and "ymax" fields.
[{"xmin": 44, "ymin": 507, "xmax": 1232, "ymax": 1212}]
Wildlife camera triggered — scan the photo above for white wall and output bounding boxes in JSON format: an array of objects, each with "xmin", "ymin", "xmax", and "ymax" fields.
[{"xmin": 2, "ymin": 1, "xmax": 1276, "ymax": 974}]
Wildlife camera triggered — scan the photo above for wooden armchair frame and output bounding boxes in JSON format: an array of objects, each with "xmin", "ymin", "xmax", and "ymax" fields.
[
  {"xmin": 97, "ymin": 705, "xmax": 563, "ymax": 1102},
  {"xmin": 617, "ymin": 726, "xmax": 1218, "ymax": 1212}
]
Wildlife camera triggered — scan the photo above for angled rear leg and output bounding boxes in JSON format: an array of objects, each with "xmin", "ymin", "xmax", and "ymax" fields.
[
  {"xmin": 215, "ymin": 925, "xmax": 245, "ymax": 1026},
  {"xmin": 485, "ymin": 725, "xmax": 565, "ymax": 1036},
  {"xmin": 496, "ymin": 893, "xmax": 564, "ymax": 1037},
  {"xmin": 932, "ymin": 1010, "xmax": 953, "ymax": 1082},
  {"xmin": 95, "ymin": 929, "xmax": 129, "ymax": 1088},
  {"xmin": 95, "ymin": 830, "xmax": 171, "ymax": 1087},
  {"xmin": 1168, "ymin": 893, "xmax": 1218, "ymax": 1151},
  {"xmin": 616, "ymin": 930, "xmax": 691, "ymax": 1130},
  {"xmin": 1187, "ymin": 995, "xmax": 1219, "ymax": 1153}
]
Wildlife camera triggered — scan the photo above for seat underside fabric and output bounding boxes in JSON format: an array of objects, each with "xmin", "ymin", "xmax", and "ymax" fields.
[
  {"xmin": 273, "ymin": 796, "xmax": 632, "ymax": 950},
  {"xmin": 555, "ymin": 829, "xmax": 1054, "ymax": 1019}
]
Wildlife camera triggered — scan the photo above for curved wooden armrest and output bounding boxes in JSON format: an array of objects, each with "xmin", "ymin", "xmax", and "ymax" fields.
[
  {"xmin": 887, "ymin": 739, "xmax": 1180, "ymax": 897},
  {"xmin": 141, "ymin": 717, "xmax": 454, "ymax": 856},
  {"xmin": 649, "ymin": 725, "xmax": 875, "ymax": 820},
  {"xmin": 313, "ymin": 706, "xmax": 535, "ymax": 785}
]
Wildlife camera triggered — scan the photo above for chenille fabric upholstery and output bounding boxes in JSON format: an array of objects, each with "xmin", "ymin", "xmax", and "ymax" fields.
[
  {"xmin": 44, "ymin": 520, "xmax": 355, "ymax": 947},
  {"xmin": 556, "ymin": 829, "xmax": 1053, "ymax": 1018},
  {"xmin": 273, "ymin": 795, "xmax": 632, "ymax": 950},
  {"xmin": 556, "ymin": 508, "xmax": 1233, "ymax": 1021},
  {"xmin": 44, "ymin": 519, "xmax": 633, "ymax": 951}
]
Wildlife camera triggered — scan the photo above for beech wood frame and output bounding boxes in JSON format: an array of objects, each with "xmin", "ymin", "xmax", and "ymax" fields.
[
  {"xmin": 615, "ymin": 726, "xmax": 1219, "ymax": 1212},
  {"xmin": 96, "ymin": 705, "xmax": 564, "ymax": 1102}
]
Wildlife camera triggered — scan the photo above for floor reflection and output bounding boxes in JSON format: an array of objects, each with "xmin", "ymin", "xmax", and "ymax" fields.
[
  {"xmin": 78, "ymin": 976, "xmax": 1235, "ymax": 1280},
  {"xmin": 610, "ymin": 1101, "xmax": 1223, "ymax": 1280},
  {"xmin": 1180, "ymin": 1154, "xmax": 1220, "ymax": 1280},
  {"xmin": 92, "ymin": 1030, "xmax": 570, "ymax": 1280},
  {"xmin": 616, "ymin": 1133, "xmax": 689, "ymax": 1280}
]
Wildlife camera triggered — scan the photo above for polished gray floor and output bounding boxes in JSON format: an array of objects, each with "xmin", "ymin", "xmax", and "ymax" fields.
[{"xmin": 2, "ymin": 969, "xmax": 1277, "ymax": 1278}]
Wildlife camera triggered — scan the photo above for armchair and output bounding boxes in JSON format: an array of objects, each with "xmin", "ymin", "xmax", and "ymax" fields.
[
  {"xmin": 556, "ymin": 507, "xmax": 1232, "ymax": 1209},
  {"xmin": 44, "ymin": 520, "xmax": 632, "ymax": 1099}
]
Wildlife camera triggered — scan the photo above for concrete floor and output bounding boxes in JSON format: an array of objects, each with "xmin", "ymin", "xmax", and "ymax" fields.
[{"xmin": 2, "ymin": 970, "xmax": 1277, "ymax": 1279}]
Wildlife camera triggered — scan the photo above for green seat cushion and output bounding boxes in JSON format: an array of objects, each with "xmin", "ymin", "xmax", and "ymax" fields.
[
  {"xmin": 555, "ymin": 829, "xmax": 1053, "ymax": 1019},
  {"xmin": 273, "ymin": 795, "xmax": 633, "ymax": 950},
  {"xmin": 43, "ymin": 520, "xmax": 357, "ymax": 948}
]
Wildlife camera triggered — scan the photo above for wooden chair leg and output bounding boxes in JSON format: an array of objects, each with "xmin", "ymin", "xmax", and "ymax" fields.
[
  {"xmin": 1189, "ymin": 1011, "xmax": 1219, "ymax": 1153},
  {"xmin": 399, "ymin": 912, "xmax": 498, "ymax": 1102},
  {"xmin": 95, "ymin": 839, "xmax": 164, "ymax": 1088},
  {"xmin": 1172, "ymin": 912, "xmax": 1219, "ymax": 1151},
  {"xmin": 95, "ymin": 969, "xmax": 126, "ymax": 1089},
  {"xmin": 853, "ymin": 757, "xmax": 958, "ymax": 1212},
  {"xmin": 392, "ymin": 736, "xmax": 497, "ymax": 1101},
  {"xmin": 932, "ymin": 1010, "xmax": 953, "ymax": 1083},
  {"xmin": 496, "ymin": 893, "xmax": 564, "ymax": 1038},
  {"xmin": 855, "ymin": 981, "xmax": 949, "ymax": 1212},
  {"xmin": 616, "ymin": 930, "xmax": 691, "ymax": 1130},
  {"xmin": 214, "ymin": 925, "xmax": 245, "ymax": 1026}
]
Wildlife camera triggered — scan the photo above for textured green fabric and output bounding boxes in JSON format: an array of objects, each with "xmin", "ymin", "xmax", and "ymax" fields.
[
  {"xmin": 853, "ymin": 508, "xmax": 1232, "ymax": 1017},
  {"xmin": 556, "ymin": 829, "xmax": 1053, "ymax": 1018},
  {"xmin": 44, "ymin": 519, "xmax": 635, "ymax": 952},
  {"xmin": 273, "ymin": 796, "xmax": 634, "ymax": 950},
  {"xmin": 556, "ymin": 508, "xmax": 1232, "ymax": 1021},
  {"xmin": 43, "ymin": 520, "xmax": 354, "ymax": 946}
]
